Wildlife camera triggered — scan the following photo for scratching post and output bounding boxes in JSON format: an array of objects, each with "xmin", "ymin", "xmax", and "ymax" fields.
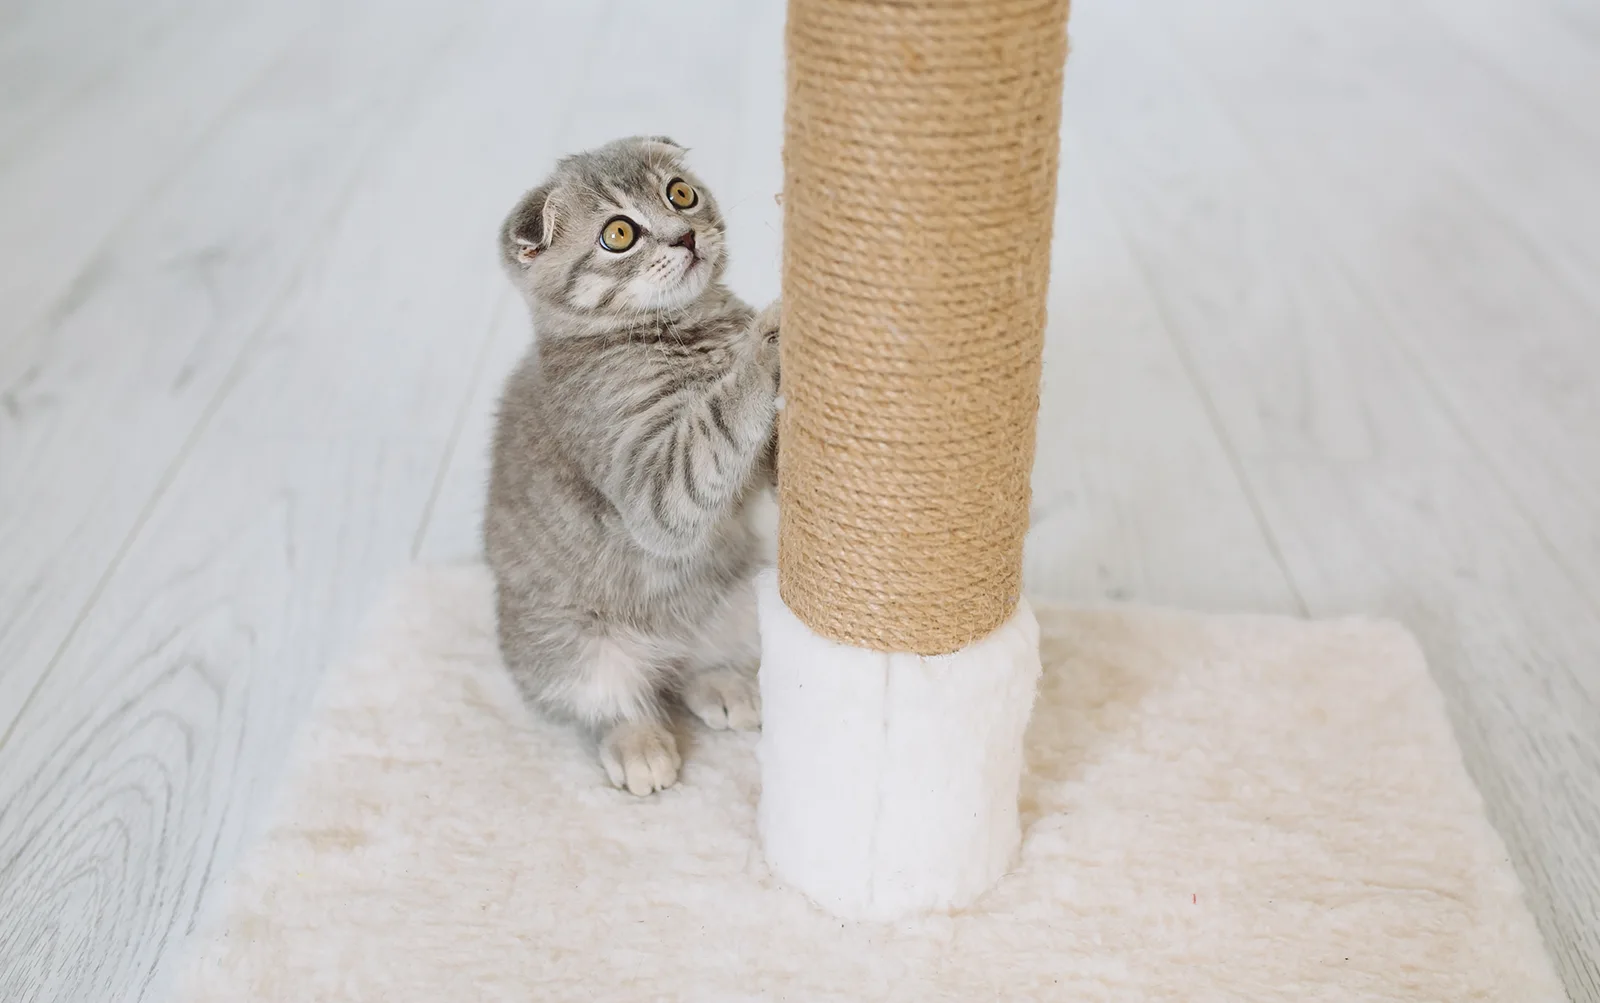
[{"xmin": 757, "ymin": 0, "xmax": 1070, "ymax": 918}]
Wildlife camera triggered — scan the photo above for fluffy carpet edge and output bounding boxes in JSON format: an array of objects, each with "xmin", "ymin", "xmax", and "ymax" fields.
[{"xmin": 174, "ymin": 565, "xmax": 1564, "ymax": 1002}]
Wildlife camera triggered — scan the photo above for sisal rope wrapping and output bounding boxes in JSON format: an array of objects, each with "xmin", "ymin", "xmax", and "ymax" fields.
[{"xmin": 778, "ymin": 0, "xmax": 1070, "ymax": 655}]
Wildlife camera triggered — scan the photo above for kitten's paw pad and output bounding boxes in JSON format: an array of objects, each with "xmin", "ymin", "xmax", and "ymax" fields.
[
  {"xmin": 685, "ymin": 668, "xmax": 761, "ymax": 732},
  {"xmin": 599, "ymin": 721, "xmax": 680, "ymax": 797}
]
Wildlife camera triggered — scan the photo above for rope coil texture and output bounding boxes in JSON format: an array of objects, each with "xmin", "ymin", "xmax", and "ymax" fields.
[{"xmin": 778, "ymin": 0, "xmax": 1070, "ymax": 655}]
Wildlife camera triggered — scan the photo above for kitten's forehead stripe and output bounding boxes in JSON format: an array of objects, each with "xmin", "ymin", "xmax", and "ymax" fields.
[{"xmin": 608, "ymin": 191, "xmax": 650, "ymax": 229}]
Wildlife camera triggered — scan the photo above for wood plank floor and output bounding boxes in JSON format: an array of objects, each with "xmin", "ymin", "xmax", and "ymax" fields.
[{"xmin": 1, "ymin": 1, "xmax": 1595, "ymax": 999}]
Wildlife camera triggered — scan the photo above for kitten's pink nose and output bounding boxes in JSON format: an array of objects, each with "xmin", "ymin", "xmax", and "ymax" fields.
[{"xmin": 672, "ymin": 230, "xmax": 697, "ymax": 254}]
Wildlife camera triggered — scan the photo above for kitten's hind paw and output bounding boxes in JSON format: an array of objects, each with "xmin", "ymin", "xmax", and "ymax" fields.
[
  {"xmin": 599, "ymin": 720, "xmax": 680, "ymax": 796},
  {"xmin": 684, "ymin": 667, "xmax": 762, "ymax": 732}
]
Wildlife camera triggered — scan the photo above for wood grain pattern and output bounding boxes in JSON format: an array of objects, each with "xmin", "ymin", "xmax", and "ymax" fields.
[
  {"xmin": 1025, "ymin": 159, "xmax": 1302, "ymax": 617},
  {"xmin": 0, "ymin": 0, "xmax": 317, "ymax": 346},
  {"xmin": 1416, "ymin": 0, "xmax": 1600, "ymax": 150},
  {"xmin": 0, "ymin": 1, "xmax": 599, "ymax": 997},
  {"xmin": 1, "ymin": 0, "xmax": 1596, "ymax": 1000},
  {"xmin": 0, "ymin": 0, "xmax": 468, "ymax": 740},
  {"xmin": 0, "ymin": 0, "xmax": 196, "ymax": 155},
  {"xmin": 1184, "ymin": 0, "xmax": 1600, "ymax": 606},
  {"xmin": 1070, "ymin": 1, "xmax": 1600, "ymax": 994}
]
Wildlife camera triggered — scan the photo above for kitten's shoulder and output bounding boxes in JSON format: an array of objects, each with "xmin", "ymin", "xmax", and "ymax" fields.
[{"xmin": 492, "ymin": 344, "xmax": 548, "ymax": 434}]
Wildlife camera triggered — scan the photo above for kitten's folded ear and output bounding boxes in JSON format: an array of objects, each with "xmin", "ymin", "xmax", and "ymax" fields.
[
  {"xmin": 631, "ymin": 135, "xmax": 687, "ymax": 162},
  {"xmin": 502, "ymin": 183, "xmax": 559, "ymax": 268}
]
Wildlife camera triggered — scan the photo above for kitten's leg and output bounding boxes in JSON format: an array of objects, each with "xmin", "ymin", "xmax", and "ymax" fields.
[
  {"xmin": 499, "ymin": 602, "xmax": 681, "ymax": 795},
  {"xmin": 597, "ymin": 718, "xmax": 680, "ymax": 797},
  {"xmin": 682, "ymin": 578, "xmax": 762, "ymax": 732},
  {"xmin": 563, "ymin": 635, "xmax": 681, "ymax": 795},
  {"xmin": 684, "ymin": 667, "xmax": 760, "ymax": 732}
]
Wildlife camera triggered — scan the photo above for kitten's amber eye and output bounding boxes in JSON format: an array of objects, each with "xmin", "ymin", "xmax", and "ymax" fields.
[
  {"xmin": 667, "ymin": 178, "xmax": 698, "ymax": 209},
  {"xmin": 599, "ymin": 216, "xmax": 637, "ymax": 252}
]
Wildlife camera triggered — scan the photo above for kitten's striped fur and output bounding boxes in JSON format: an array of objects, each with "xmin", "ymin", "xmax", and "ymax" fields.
[{"xmin": 485, "ymin": 137, "xmax": 779, "ymax": 796}]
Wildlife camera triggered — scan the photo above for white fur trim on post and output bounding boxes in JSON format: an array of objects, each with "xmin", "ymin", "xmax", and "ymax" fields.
[{"xmin": 754, "ymin": 570, "xmax": 1042, "ymax": 920}]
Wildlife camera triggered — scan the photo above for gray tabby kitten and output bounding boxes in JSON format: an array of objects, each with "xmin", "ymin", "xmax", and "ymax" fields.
[{"xmin": 485, "ymin": 136, "xmax": 780, "ymax": 796}]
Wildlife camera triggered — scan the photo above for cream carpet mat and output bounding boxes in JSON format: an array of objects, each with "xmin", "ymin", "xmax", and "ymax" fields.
[{"xmin": 176, "ymin": 567, "xmax": 1562, "ymax": 1001}]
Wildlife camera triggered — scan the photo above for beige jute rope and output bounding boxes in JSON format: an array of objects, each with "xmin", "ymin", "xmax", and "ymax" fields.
[{"xmin": 778, "ymin": 0, "xmax": 1070, "ymax": 655}]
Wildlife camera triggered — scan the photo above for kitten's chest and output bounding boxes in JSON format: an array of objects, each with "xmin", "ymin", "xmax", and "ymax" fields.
[{"xmin": 607, "ymin": 505, "xmax": 759, "ymax": 600}]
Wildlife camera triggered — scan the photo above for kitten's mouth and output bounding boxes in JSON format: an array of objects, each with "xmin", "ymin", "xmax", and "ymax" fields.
[
  {"xmin": 672, "ymin": 230, "xmax": 701, "ymax": 266},
  {"xmin": 671, "ymin": 240, "xmax": 713, "ymax": 295}
]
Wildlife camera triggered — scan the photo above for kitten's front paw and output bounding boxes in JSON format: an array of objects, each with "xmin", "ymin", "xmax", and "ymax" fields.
[
  {"xmin": 754, "ymin": 299, "xmax": 781, "ymax": 344},
  {"xmin": 685, "ymin": 667, "xmax": 761, "ymax": 732},
  {"xmin": 753, "ymin": 300, "xmax": 782, "ymax": 393},
  {"xmin": 599, "ymin": 721, "xmax": 680, "ymax": 796}
]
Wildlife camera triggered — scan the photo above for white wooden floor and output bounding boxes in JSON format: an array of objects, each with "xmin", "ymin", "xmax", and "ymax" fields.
[{"xmin": 1, "ymin": 0, "xmax": 1596, "ymax": 999}]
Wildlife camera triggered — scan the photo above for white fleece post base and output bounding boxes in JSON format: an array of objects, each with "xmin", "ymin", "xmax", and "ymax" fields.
[
  {"xmin": 754, "ymin": 571, "xmax": 1041, "ymax": 919},
  {"xmin": 175, "ymin": 566, "xmax": 1565, "ymax": 1002}
]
